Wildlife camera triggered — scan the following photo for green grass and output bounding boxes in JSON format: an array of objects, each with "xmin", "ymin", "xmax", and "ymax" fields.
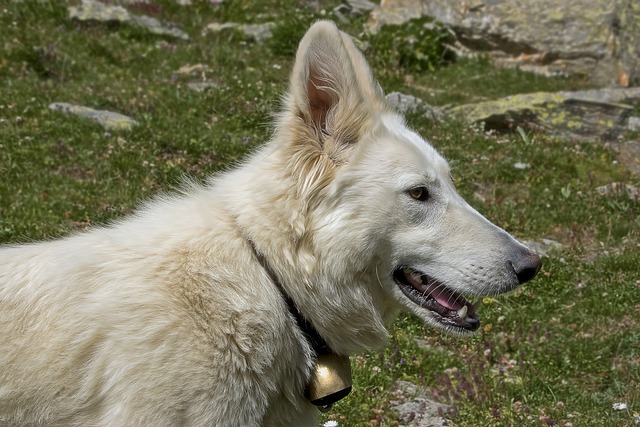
[{"xmin": 1, "ymin": 1, "xmax": 639, "ymax": 426}]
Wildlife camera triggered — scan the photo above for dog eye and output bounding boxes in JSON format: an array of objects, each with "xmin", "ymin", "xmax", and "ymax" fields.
[{"xmin": 408, "ymin": 187, "xmax": 429, "ymax": 202}]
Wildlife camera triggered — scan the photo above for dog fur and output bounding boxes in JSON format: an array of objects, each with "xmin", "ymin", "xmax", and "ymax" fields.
[{"xmin": 0, "ymin": 21, "xmax": 540, "ymax": 426}]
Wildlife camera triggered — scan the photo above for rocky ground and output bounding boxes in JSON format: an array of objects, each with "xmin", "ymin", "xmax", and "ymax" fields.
[{"xmin": 62, "ymin": 0, "xmax": 640, "ymax": 187}]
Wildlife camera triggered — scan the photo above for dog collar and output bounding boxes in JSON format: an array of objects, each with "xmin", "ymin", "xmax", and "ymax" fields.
[{"xmin": 247, "ymin": 240, "xmax": 352, "ymax": 411}]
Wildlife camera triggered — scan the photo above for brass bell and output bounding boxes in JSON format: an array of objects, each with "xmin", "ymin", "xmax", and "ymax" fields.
[{"xmin": 306, "ymin": 351, "xmax": 352, "ymax": 412}]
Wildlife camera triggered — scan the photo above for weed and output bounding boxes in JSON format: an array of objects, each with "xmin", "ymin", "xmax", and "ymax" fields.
[{"xmin": 368, "ymin": 17, "xmax": 455, "ymax": 75}]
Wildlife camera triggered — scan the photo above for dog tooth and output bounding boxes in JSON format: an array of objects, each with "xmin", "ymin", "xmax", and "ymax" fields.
[
  {"xmin": 457, "ymin": 305, "xmax": 468, "ymax": 319},
  {"xmin": 409, "ymin": 271, "xmax": 423, "ymax": 282}
]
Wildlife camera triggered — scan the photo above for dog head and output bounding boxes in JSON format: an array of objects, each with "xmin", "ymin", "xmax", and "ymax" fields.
[{"xmin": 267, "ymin": 21, "xmax": 540, "ymax": 352}]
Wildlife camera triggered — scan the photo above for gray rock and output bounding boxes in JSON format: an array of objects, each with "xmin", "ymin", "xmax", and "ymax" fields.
[
  {"xmin": 367, "ymin": 0, "xmax": 423, "ymax": 30},
  {"xmin": 389, "ymin": 380, "xmax": 450, "ymax": 427},
  {"xmin": 628, "ymin": 117, "xmax": 640, "ymax": 131},
  {"xmin": 335, "ymin": 0, "xmax": 377, "ymax": 15},
  {"xmin": 347, "ymin": 0, "xmax": 377, "ymax": 13},
  {"xmin": 524, "ymin": 239, "xmax": 563, "ymax": 257},
  {"xmin": 187, "ymin": 82, "xmax": 218, "ymax": 92},
  {"xmin": 368, "ymin": 0, "xmax": 640, "ymax": 87},
  {"xmin": 203, "ymin": 22, "xmax": 240, "ymax": 33},
  {"xmin": 130, "ymin": 14, "xmax": 189, "ymax": 41},
  {"xmin": 611, "ymin": 140, "xmax": 640, "ymax": 175},
  {"xmin": 176, "ymin": 63, "xmax": 210, "ymax": 76},
  {"xmin": 386, "ymin": 92, "xmax": 425, "ymax": 113},
  {"xmin": 614, "ymin": 0, "xmax": 640, "ymax": 86},
  {"xmin": 448, "ymin": 87, "xmax": 640, "ymax": 141},
  {"xmin": 595, "ymin": 182, "xmax": 639, "ymax": 200},
  {"xmin": 69, "ymin": 0, "xmax": 188, "ymax": 41},
  {"xmin": 386, "ymin": 91, "xmax": 444, "ymax": 122},
  {"xmin": 69, "ymin": 0, "xmax": 130, "ymax": 22},
  {"xmin": 203, "ymin": 22, "xmax": 275, "ymax": 42},
  {"xmin": 50, "ymin": 102, "xmax": 138, "ymax": 131},
  {"xmin": 242, "ymin": 23, "xmax": 276, "ymax": 42}
]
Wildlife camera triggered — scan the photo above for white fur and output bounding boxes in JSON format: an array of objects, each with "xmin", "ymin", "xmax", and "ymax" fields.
[{"xmin": 0, "ymin": 21, "xmax": 538, "ymax": 426}]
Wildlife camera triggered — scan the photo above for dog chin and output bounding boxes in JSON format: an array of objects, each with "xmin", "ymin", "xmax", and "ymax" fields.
[{"xmin": 392, "ymin": 267, "xmax": 482, "ymax": 333}]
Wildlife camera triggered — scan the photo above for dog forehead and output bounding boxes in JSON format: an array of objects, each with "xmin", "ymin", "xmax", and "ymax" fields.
[{"xmin": 377, "ymin": 113, "xmax": 450, "ymax": 178}]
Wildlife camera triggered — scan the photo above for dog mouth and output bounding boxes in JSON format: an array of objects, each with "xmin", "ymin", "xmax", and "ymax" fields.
[{"xmin": 393, "ymin": 267, "xmax": 481, "ymax": 332}]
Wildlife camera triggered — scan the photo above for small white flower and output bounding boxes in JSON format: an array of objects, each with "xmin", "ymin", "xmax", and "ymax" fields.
[
  {"xmin": 612, "ymin": 402, "xmax": 627, "ymax": 411},
  {"xmin": 323, "ymin": 421, "xmax": 338, "ymax": 427}
]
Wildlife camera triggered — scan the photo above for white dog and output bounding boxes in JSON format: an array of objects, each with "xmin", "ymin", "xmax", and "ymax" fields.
[{"xmin": 0, "ymin": 21, "xmax": 540, "ymax": 426}]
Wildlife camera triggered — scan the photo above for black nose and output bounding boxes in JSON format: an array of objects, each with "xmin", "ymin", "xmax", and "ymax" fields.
[{"xmin": 510, "ymin": 250, "xmax": 542, "ymax": 284}]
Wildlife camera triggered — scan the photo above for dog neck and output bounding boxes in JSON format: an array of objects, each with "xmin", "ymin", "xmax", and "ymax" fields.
[
  {"xmin": 249, "ymin": 240, "xmax": 329, "ymax": 352},
  {"xmin": 247, "ymin": 239, "xmax": 352, "ymax": 410}
]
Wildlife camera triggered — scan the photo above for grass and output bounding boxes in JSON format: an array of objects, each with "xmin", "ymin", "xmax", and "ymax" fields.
[{"xmin": 1, "ymin": 1, "xmax": 639, "ymax": 426}]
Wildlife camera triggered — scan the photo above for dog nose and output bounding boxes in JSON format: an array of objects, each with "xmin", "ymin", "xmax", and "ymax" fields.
[{"xmin": 510, "ymin": 250, "xmax": 542, "ymax": 284}]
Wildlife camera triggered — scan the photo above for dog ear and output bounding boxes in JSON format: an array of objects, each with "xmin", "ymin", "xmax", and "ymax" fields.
[{"xmin": 287, "ymin": 21, "xmax": 382, "ymax": 149}]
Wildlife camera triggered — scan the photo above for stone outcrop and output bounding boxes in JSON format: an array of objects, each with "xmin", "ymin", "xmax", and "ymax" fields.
[
  {"xmin": 448, "ymin": 87, "xmax": 640, "ymax": 141},
  {"xmin": 386, "ymin": 92, "xmax": 444, "ymax": 122},
  {"xmin": 613, "ymin": 0, "xmax": 640, "ymax": 86},
  {"xmin": 368, "ymin": 0, "xmax": 640, "ymax": 87},
  {"xmin": 611, "ymin": 141, "xmax": 640, "ymax": 176}
]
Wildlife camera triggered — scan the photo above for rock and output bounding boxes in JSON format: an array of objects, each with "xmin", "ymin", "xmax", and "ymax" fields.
[
  {"xmin": 595, "ymin": 182, "xmax": 639, "ymax": 200},
  {"xmin": 346, "ymin": 0, "xmax": 377, "ymax": 13},
  {"xmin": 242, "ymin": 23, "xmax": 276, "ymax": 42},
  {"xmin": 611, "ymin": 141, "xmax": 640, "ymax": 175},
  {"xmin": 69, "ymin": 0, "xmax": 189, "ymax": 41},
  {"xmin": 335, "ymin": 0, "xmax": 377, "ymax": 15},
  {"xmin": 628, "ymin": 117, "xmax": 640, "ymax": 131},
  {"xmin": 368, "ymin": 0, "xmax": 423, "ymax": 30},
  {"xmin": 389, "ymin": 380, "xmax": 451, "ymax": 427},
  {"xmin": 386, "ymin": 91, "xmax": 444, "ymax": 122},
  {"xmin": 69, "ymin": 0, "xmax": 130, "ymax": 22},
  {"xmin": 187, "ymin": 82, "xmax": 218, "ymax": 92},
  {"xmin": 524, "ymin": 239, "xmax": 563, "ymax": 257},
  {"xmin": 448, "ymin": 87, "xmax": 640, "ymax": 141},
  {"xmin": 614, "ymin": 0, "xmax": 640, "ymax": 86},
  {"xmin": 176, "ymin": 63, "xmax": 210, "ymax": 76},
  {"xmin": 386, "ymin": 91, "xmax": 425, "ymax": 113},
  {"xmin": 49, "ymin": 102, "xmax": 138, "ymax": 131},
  {"xmin": 334, "ymin": 0, "xmax": 378, "ymax": 23},
  {"xmin": 203, "ymin": 22, "xmax": 275, "ymax": 42},
  {"xmin": 130, "ymin": 14, "xmax": 189, "ymax": 41},
  {"xmin": 368, "ymin": 0, "xmax": 640, "ymax": 87},
  {"xmin": 203, "ymin": 22, "xmax": 239, "ymax": 33}
]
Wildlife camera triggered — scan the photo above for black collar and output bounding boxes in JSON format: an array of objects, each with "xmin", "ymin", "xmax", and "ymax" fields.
[
  {"xmin": 247, "ymin": 240, "xmax": 352, "ymax": 410},
  {"xmin": 248, "ymin": 241, "xmax": 330, "ymax": 353}
]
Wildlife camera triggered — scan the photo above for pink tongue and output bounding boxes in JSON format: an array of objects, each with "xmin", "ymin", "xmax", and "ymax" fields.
[
  {"xmin": 430, "ymin": 286, "xmax": 465, "ymax": 311},
  {"xmin": 404, "ymin": 270, "xmax": 467, "ymax": 312}
]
